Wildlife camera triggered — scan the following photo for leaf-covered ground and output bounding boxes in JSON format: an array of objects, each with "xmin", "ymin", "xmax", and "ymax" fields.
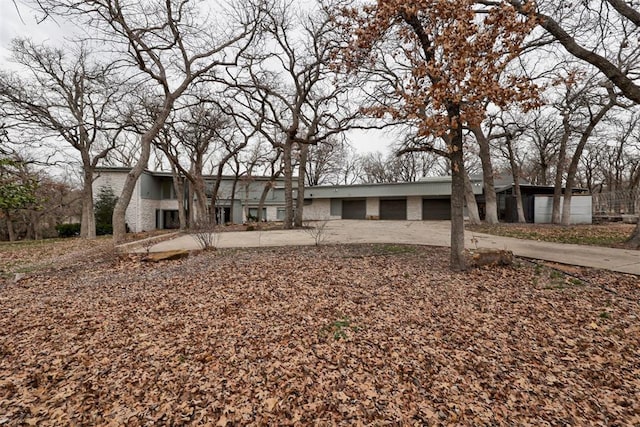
[
  {"xmin": 467, "ymin": 223, "xmax": 636, "ymax": 248},
  {"xmin": 1, "ymin": 243, "xmax": 639, "ymax": 425}
]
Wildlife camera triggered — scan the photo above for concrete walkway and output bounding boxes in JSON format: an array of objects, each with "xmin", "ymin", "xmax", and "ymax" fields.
[{"xmin": 147, "ymin": 220, "xmax": 640, "ymax": 275}]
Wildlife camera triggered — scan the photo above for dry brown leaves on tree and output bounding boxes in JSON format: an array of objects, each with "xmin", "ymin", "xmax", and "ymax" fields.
[{"xmin": 0, "ymin": 243, "xmax": 639, "ymax": 425}]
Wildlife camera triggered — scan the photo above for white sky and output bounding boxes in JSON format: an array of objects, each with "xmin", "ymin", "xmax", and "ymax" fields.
[{"xmin": 0, "ymin": 1, "xmax": 392, "ymax": 155}]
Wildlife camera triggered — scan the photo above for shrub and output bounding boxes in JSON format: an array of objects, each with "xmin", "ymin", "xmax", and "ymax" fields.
[
  {"xmin": 96, "ymin": 223, "xmax": 113, "ymax": 236},
  {"xmin": 94, "ymin": 186, "xmax": 117, "ymax": 236},
  {"xmin": 56, "ymin": 223, "xmax": 81, "ymax": 238}
]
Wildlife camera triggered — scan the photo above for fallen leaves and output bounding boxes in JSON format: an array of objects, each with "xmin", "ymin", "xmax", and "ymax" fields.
[{"xmin": 0, "ymin": 243, "xmax": 638, "ymax": 425}]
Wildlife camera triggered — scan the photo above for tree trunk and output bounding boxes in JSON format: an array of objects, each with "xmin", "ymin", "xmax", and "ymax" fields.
[
  {"xmin": 506, "ymin": 134, "xmax": 526, "ymax": 223},
  {"xmin": 170, "ymin": 168, "xmax": 187, "ymax": 230},
  {"xmin": 448, "ymin": 113, "xmax": 467, "ymax": 271},
  {"xmin": 471, "ymin": 126, "xmax": 498, "ymax": 224},
  {"xmin": 80, "ymin": 166, "xmax": 96, "ymax": 239},
  {"xmin": 463, "ymin": 169, "xmax": 481, "ymax": 225},
  {"xmin": 5, "ymin": 210, "xmax": 16, "ymax": 242},
  {"xmin": 294, "ymin": 143, "xmax": 309, "ymax": 227},
  {"xmin": 192, "ymin": 176, "xmax": 209, "ymax": 225},
  {"xmin": 561, "ymin": 98, "xmax": 614, "ymax": 226},
  {"xmin": 257, "ymin": 181, "xmax": 272, "ymax": 224},
  {"xmin": 552, "ymin": 114, "xmax": 571, "ymax": 224},
  {"xmin": 283, "ymin": 139, "xmax": 294, "ymax": 229},
  {"xmin": 112, "ymin": 137, "xmax": 151, "ymax": 242},
  {"xmin": 230, "ymin": 175, "xmax": 239, "ymax": 224}
]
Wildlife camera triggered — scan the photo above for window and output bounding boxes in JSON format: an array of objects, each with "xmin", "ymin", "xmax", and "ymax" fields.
[
  {"xmin": 161, "ymin": 180, "xmax": 176, "ymax": 199},
  {"xmin": 276, "ymin": 208, "xmax": 285, "ymax": 220}
]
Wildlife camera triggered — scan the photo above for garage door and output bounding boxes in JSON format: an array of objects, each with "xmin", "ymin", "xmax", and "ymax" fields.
[
  {"xmin": 380, "ymin": 199, "xmax": 407, "ymax": 220},
  {"xmin": 422, "ymin": 199, "xmax": 451, "ymax": 220},
  {"xmin": 342, "ymin": 200, "xmax": 366, "ymax": 219}
]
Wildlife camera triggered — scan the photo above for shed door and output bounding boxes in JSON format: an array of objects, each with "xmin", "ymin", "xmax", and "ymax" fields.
[
  {"xmin": 380, "ymin": 199, "xmax": 407, "ymax": 220},
  {"xmin": 422, "ymin": 199, "xmax": 451, "ymax": 220},
  {"xmin": 342, "ymin": 200, "xmax": 366, "ymax": 219}
]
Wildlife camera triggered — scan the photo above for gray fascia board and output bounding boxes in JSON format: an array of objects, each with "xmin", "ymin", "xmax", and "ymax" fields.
[{"xmin": 304, "ymin": 178, "xmax": 483, "ymax": 199}]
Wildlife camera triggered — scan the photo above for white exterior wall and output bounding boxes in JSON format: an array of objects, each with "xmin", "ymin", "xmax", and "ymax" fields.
[
  {"xmin": 93, "ymin": 171, "xmax": 142, "ymax": 232},
  {"xmin": 303, "ymin": 199, "xmax": 332, "ymax": 220},
  {"xmin": 266, "ymin": 206, "xmax": 278, "ymax": 222},
  {"xmin": 407, "ymin": 196, "xmax": 422, "ymax": 220},
  {"xmin": 534, "ymin": 195, "xmax": 592, "ymax": 224},
  {"xmin": 366, "ymin": 197, "xmax": 380, "ymax": 218},
  {"xmin": 139, "ymin": 199, "xmax": 160, "ymax": 231}
]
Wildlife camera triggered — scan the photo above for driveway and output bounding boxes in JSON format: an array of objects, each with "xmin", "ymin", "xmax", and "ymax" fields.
[{"xmin": 147, "ymin": 220, "xmax": 640, "ymax": 275}]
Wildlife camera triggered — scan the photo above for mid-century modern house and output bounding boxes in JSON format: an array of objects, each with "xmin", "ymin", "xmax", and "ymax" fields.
[{"xmin": 93, "ymin": 167, "xmax": 592, "ymax": 232}]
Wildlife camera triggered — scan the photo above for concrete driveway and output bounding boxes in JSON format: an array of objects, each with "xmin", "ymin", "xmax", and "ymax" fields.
[{"xmin": 147, "ymin": 220, "xmax": 640, "ymax": 275}]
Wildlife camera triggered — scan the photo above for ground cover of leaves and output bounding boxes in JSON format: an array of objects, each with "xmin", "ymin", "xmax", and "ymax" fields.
[
  {"xmin": 0, "ymin": 243, "xmax": 639, "ymax": 425},
  {"xmin": 467, "ymin": 223, "xmax": 636, "ymax": 248}
]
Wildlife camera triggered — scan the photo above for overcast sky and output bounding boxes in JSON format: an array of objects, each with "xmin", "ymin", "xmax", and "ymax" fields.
[{"xmin": 0, "ymin": 1, "xmax": 392, "ymax": 156}]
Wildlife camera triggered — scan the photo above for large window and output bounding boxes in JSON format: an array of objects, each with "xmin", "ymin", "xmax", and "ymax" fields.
[{"xmin": 161, "ymin": 180, "xmax": 176, "ymax": 199}]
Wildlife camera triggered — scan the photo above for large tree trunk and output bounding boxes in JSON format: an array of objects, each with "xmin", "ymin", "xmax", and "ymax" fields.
[
  {"xmin": 294, "ymin": 143, "xmax": 309, "ymax": 228},
  {"xmin": 283, "ymin": 139, "xmax": 294, "ymax": 229},
  {"xmin": 230, "ymin": 175, "xmax": 239, "ymax": 224},
  {"xmin": 192, "ymin": 176, "xmax": 209, "ymax": 224},
  {"xmin": 256, "ymin": 182, "xmax": 272, "ymax": 224},
  {"xmin": 463, "ymin": 169, "xmax": 481, "ymax": 225},
  {"xmin": 448, "ymin": 113, "xmax": 467, "ymax": 271},
  {"xmin": 80, "ymin": 165, "xmax": 96, "ymax": 239},
  {"xmin": 112, "ymin": 136, "xmax": 151, "ymax": 242},
  {"xmin": 471, "ymin": 126, "xmax": 498, "ymax": 224}
]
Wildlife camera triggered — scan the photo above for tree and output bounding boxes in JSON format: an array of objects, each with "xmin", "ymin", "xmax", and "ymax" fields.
[
  {"xmin": 34, "ymin": 0, "xmax": 265, "ymax": 242},
  {"xmin": 509, "ymin": 0, "xmax": 640, "ymax": 246},
  {"xmin": 336, "ymin": 0, "xmax": 538, "ymax": 270},
  {"xmin": 94, "ymin": 185, "xmax": 117, "ymax": 235},
  {"xmin": 0, "ymin": 39, "xmax": 123, "ymax": 239},
  {"xmin": 0, "ymin": 158, "xmax": 38, "ymax": 241},
  {"xmin": 231, "ymin": 0, "xmax": 361, "ymax": 229}
]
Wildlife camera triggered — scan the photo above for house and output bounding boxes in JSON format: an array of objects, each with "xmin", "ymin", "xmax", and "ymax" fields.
[
  {"xmin": 93, "ymin": 167, "xmax": 591, "ymax": 232},
  {"xmin": 302, "ymin": 176, "xmax": 483, "ymax": 220},
  {"xmin": 93, "ymin": 167, "xmax": 294, "ymax": 232}
]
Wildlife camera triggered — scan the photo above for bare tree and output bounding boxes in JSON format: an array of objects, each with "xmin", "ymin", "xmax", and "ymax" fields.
[
  {"xmin": 337, "ymin": 1, "xmax": 538, "ymax": 270},
  {"xmin": 33, "ymin": 0, "xmax": 266, "ymax": 242},
  {"xmin": 229, "ymin": 1, "xmax": 361, "ymax": 229},
  {"xmin": 509, "ymin": 0, "xmax": 640, "ymax": 246},
  {"xmin": 0, "ymin": 39, "xmax": 123, "ymax": 238}
]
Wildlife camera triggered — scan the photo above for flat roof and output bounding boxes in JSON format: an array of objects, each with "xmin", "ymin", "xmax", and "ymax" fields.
[{"xmin": 305, "ymin": 177, "xmax": 483, "ymax": 198}]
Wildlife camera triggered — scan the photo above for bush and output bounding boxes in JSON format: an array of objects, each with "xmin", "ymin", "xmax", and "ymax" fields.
[
  {"xmin": 94, "ymin": 186, "xmax": 117, "ymax": 235},
  {"xmin": 56, "ymin": 223, "xmax": 81, "ymax": 238},
  {"xmin": 96, "ymin": 223, "xmax": 113, "ymax": 236}
]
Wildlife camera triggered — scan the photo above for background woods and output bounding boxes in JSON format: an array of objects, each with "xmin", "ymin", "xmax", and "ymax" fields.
[{"xmin": 1, "ymin": 0, "xmax": 639, "ymax": 267}]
